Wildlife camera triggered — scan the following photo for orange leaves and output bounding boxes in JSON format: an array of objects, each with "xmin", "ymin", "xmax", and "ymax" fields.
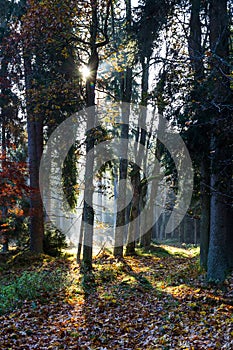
[
  {"xmin": 21, "ymin": 0, "xmax": 80, "ymax": 52},
  {"xmin": 0, "ymin": 250, "xmax": 232, "ymax": 349},
  {"xmin": 0, "ymin": 152, "xmax": 29, "ymax": 213}
]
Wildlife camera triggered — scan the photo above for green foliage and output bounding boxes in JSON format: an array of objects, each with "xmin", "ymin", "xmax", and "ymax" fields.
[
  {"xmin": 43, "ymin": 224, "xmax": 68, "ymax": 257},
  {"xmin": 0, "ymin": 269, "xmax": 69, "ymax": 315},
  {"xmin": 62, "ymin": 145, "xmax": 78, "ymax": 210}
]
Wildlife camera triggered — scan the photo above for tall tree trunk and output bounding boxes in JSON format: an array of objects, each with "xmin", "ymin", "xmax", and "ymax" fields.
[
  {"xmin": 113, "ymin": 0, "xmax": 132, "ymax": 258},
  {"xmin": 24, "ymin": 55, "xmax": 44, "ymax": 253},
  {"xmin": 188, "ymin": 0, "xmax": 204, "ymax": 81},
  {"xmin": 207, "ymin": 138, "xmax": 230, "ymax": 281},
  {"xmin": 140, "ymin": 71, "xmax": 166, "ymax": 249},
  {"xmin": 80, "ymin": 0, "xmax": 111, "ymax": 268},
  {"xmin": 81, "ymin": 51, "xmax": 98, "ymax": 271},
  {"xmin": 207, "ymin": 0, "xmax": 232, "ymax": 282},
  {"xmin": 1, "ymin": 57, "xmax": 10, "ymax": 252},
  {"xmin": 200, "ymin": 157, "xmax": 210, "ymax": 269},
  {"xmin": 81, "ymin": 0, "xmax": 102, "ymax": 269},
  {"xmin": 82, "ymin": 114, "xmax": 95, "ymax": 271},
  {"xmin": 188, "ymin": 0, "xmax": 211, "ymax": 269},
  {"xmin": 127, "ymin": 55, "xmax": 150, "ymax": 253},
  {"xmin": 125, "ymin": 164, "xmax": 141, "ymax": 255},
  {"xmin": 1, "ymin": 119, "xmax": 9, "ymax": 252},
  {"xmin": 113, "ymin": 105, "xmax": 130, "ymax": 257}
]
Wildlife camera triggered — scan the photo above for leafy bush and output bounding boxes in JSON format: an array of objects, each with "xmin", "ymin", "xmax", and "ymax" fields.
[
  {"xmin": 0, "ymin": 269, "xmax": 69, "ymax": 315},
  {"xmin": 43, "ymin": 224, "xmax": 68, "ymax": 257}
]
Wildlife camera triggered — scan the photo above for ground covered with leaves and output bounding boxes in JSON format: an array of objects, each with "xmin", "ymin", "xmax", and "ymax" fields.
[{"xmin": 0, "ymin": 245, "xmax": 232, "ymax": 349}]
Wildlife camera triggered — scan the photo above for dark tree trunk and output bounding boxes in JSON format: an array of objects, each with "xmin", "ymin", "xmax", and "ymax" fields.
[
  {"xmin": 114, "ymin": 119, "xmax": 130, "ymax": 257},
  {"xmin": 24, "ymin": 55, "xmax": 44, "ymax": 253},
  {"xmin": 77, "ymin": 214, "xmax": 84, "ymax": 263},
  {"xmin": 140, "ymin": 107, "xmax": 165, "ymax": 249},
  {"xmin": 188, "ymin": 0, "xmax": 211, "ymax": 270},
  {"xmin": 81, "ymin": 1, "xmax": 101, "ymax": 270},
  {"xmin": 81, "ymin": 77, "xmax": 97, "ymax": 270},
  {"xmin": 1, "ymin": 207, "xmax": 8, "ymax": 253},
  {"xmin": 207, "ymin": 0, "xmax": 232, "ymax": 282},
  {"xmin": 125, "ymin": 164, "xmax": 141, "ymax": 255},
  {"xmin": 1, "ymin": 121, "xmax": 9, "ymax": 252},
  {"xmin": 82, "ymin": 120, "xmax": 95, "ymax": 271},
  {"xmin": 79, "ymin": 0, "xmax": 111, "ymax": 269},
  {"xmin": 188, "ymin": 0, "xmax": 203, "ymax": 81},
  {"xmin": 113, "ymin": 0, "xmax": 132, "ymax": 258},
  {"xmin": 207, "ymin": 138, "xmax": 231, "ymax": 282},
  {"xmin": 200, "ymin": 157, "xmax": 210, "ymax": 269},
  {"xmin": 82, "ymin": 90, "xmax": 96, "ymax": 270}
]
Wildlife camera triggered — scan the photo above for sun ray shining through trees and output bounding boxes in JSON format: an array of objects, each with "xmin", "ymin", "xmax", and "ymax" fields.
[{"xmin": 0, "ymin": 0, "xmax": 232, "ymax": 348}]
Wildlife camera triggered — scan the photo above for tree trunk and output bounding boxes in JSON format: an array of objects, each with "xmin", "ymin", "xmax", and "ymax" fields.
[
  {"xmin": 77, "ymin": 215, "xmax": 84, "ymax": 263},
  {"xmin": 1, "ymin": 120, "xmax": 9, "ymax": 252},
  {"xmin": 81, "ymin": 0, "xmax": 100, "ymax": 270},
  {"xmin": 82, "ymin": 108, "xmax": 96, "ymax": 271},
  {"xmin": 114, "ymin": 121, "xmax": 130, "ymax": 257},
  {"xmin": 188, "ymin": 0, "xmax": 203, "ymax": 82},
  {"xmin": 24, "ymin": 55, "xmax": 44, "ymax": 254},
  {"xmin": 207, "ymin": 140, "xmax": 230, "ymax": 282},
  {"xmin": 200, "ymin": 157, "xmax": 210, "ymax": 269},
  {"xmin": 114, "ymin": 0, "xmax": 132, "ymax": 257},
  {"xmin": 80, "ymin": 0, "xmax": 111, "ymax": 268},
  {"xmin": 125, "ymin": 164, "xmax": 141, "ymax": 255},
  {"xmin": 140, "ymin": 110, "xmax": 165, "ymax": 249},
  {"xmin": 207, "ymin": 0, "xmax": 232, "ymax": 282}
]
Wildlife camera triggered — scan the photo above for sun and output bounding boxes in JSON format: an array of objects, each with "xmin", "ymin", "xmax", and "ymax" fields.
[{"xmin": 80, "ymin": 65, "xmax": 91, "ymax": 79}]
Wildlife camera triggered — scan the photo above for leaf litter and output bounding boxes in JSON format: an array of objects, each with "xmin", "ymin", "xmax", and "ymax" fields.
[{"xmin": 0, "ymin": 246, "xmax": 232, "ymax": 349}]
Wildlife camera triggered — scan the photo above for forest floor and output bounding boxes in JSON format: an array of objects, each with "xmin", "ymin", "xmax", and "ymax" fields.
[{"xmin": 0, "ymin": 244, "xmax": 232, "ymax": 349}]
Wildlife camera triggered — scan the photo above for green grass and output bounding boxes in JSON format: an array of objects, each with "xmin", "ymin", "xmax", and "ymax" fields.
[
  {"xmin": 136, "ymin": 242, "xmax": 200, "ymax": 258},
  {"xmin": 0, "ymin": 269, "xmax": 70, "ymax": 315}
]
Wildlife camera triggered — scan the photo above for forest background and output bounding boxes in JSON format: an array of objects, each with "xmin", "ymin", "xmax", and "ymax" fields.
[{"xmin": 0, "ymin": 0, "xmax": 232, "ymax": 283}]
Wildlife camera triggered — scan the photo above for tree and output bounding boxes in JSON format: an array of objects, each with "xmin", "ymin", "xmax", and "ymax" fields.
[
  {"xmin": 113, "ymin": 0, "xmax": 132, "ymax": 258},
  {"xmin": 0, "ymin": 150, "xmax": 29, "ymax": 251},
  {"xmin": 187, "ymin": 0, "xmax": 210, "ymax": 269},
  {"xmin": 207, "ymin": 0, "xmax": 233, "ymax": 282},
  {"xmin": 0, "ymin": 0, "xmax": 27, "ymax": 251},
  {"xmin": 76, "ymin": 0, "xmax": 112, "ymax": 270},
  {"xmin": 20, "ymin": 0, "xmax": 81, "ymax": 253}
]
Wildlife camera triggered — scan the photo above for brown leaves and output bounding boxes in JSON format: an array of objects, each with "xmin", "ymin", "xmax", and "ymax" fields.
[
  {"xmin": 0, "ymin": 152, "xmax": 29, "ymax": 217},
  {"xmin": 0, "ymin": 248, "xmax": 232, "ymax": 349}
]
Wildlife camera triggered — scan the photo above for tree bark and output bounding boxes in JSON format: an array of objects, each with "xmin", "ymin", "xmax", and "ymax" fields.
[
  {"xmin": 188, "ymin": 0, "xmax": 211, "ymax": 269},
  {"xmin": 200, "ymin": 157, "xmax": 210, "ymax": 269},
  {"xmin": 114, "ymin": 114, "xmax": 130, "ymax": 257},
  {"xmin": 113, "ymin": 1, "xmax": 132, "ymax": 258},
  {"xmin": 207, "ymin": 0, "xmax": 232, "ymax": 282},
  {"xmin": 81, "ymin": 1, "xmax": 103, "ymax": 270},
  {"xmin": 125, "ymin": 164, "xmax": 141, "ymax": 255},
  {"xmin": 188, "ymin": 0, "xmax": 203, "ymax": 81},
  {"xmin": 24, "ymin": 55, "xmax": 44, "ymax": 254},
  {"xmin": 207, "ymin": 138, "xmax": 230, "ymax": 282}
]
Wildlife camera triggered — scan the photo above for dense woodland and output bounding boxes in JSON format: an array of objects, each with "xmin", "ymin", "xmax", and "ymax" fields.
[
  {"xmin": 0, "ymin": 0, "xmax": 233, "ymax": 348},
  {"xmin": 0, "ymin": 0, "xmax": 232, "ymax": 278}
]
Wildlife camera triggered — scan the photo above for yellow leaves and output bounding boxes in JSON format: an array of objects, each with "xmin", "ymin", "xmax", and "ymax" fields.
[
  {"xmin": 115, "ymin": 66, "xmax": 124, "ymax": 73},
  {"xmin": 61, "ymin": 47, "xmax": 69, "ymax": 59},
  {"xmin": 194, "ymin": 288, "xmax": 201, "ymax": 293},
  {"xmin": 46, "ymin": 38, "xmax": 54, "ymax": 44},
  {"xmin": 1, "ymin": 248, "xmax": 233, "ymax": 349},
  {"xmin": 200, "ymin": 310, "xmax": 206, "ymax": 315},
  {"xmin": 187, "ymin": 301, "xmax": 197, "ymax": 309}
]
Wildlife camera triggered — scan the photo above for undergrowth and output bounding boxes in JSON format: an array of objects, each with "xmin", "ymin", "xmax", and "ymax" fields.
[{"xmin": 0, "ymin": 262, "xmax": 71, "ymax": 315}]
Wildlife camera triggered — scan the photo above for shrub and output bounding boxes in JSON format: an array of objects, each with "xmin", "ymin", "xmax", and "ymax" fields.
[
  {"xmin": 43, "ymin": 224, "xmax": 68, "ymax": 257},
  {"xmin": 0, "ymin": 269, "xmax": 69, "ymax": 315}
]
